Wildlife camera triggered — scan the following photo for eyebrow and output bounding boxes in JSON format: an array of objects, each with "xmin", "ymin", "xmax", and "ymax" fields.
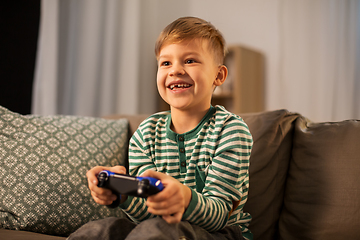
[{"xmin": 158, "ymin": 52, "xmax": 201, "ymax": 60}]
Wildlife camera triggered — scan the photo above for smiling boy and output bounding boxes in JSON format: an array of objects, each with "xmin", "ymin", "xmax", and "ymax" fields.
[{"xmin": 79, "ymin": 17, "xmax": 253, "ymax": 240}]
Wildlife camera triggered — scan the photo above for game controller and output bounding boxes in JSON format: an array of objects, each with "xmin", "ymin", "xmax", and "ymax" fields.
[{"xmin": 97, "ymin": 170, "xmax": 164, "ymax": 208}]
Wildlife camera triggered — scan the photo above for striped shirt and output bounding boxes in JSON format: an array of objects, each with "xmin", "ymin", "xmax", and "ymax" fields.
[{"xmin": 120, "ymin": 105, "xmax": 253, "ymax": 239}]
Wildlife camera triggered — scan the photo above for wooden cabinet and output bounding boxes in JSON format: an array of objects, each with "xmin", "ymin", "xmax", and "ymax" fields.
[
  {"xmin": 212, "ymin": 45, "xmax": 264, "ymax": 113},
  {"xmin": 157, "ymin": 45, "xmax": 265, "ymax": 113}
]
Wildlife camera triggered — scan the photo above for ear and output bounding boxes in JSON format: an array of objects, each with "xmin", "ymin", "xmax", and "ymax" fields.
[{"xmin": 214, "ymin": 65, "xmax": 228, "ymax": 86}]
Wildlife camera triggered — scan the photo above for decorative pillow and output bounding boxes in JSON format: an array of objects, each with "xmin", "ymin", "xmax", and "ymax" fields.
[
  {"xmin": 279, "ymin": 117, "xmax": 360, "ymax": 240},
  {"xmin": 0, "ymin": 106, "xmax": 128, "ymax": 236}
]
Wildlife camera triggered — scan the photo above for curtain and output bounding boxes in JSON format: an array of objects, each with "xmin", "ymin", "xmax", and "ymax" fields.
[
  {"xmin": 278, "ymin": 0, "xmax": 360, "ymax": 122},
  {"xmin": 32, "ymin": 0, "xmax": 143, "ymax": 117},
  {"xmin": 32, "ymin": 0, "xmax": 58, "ymax": 115}
]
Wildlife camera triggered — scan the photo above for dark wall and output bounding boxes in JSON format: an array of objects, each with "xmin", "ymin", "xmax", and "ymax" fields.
[{"xmin": 0, "ymin": 1, "xmax": 40, "ymax": 114}]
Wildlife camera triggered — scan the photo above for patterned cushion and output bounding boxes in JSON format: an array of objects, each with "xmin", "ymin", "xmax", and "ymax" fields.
[{"xmin": 0, "ymin": 106, "xmax": 128, "ymax": 236}]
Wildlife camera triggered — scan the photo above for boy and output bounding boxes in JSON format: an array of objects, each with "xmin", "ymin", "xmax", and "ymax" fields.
[{"xmin": 75, "ymin": 16, "xmax": 253, "ymax": 240}]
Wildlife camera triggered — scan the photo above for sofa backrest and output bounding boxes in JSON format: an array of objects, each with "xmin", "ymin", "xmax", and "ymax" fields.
[
  {"xmin": 107, "ymin": 110, "xmax": 360, "ymax": 240},
  {"xmin": 104, "ymin": 114, "xmax": 150, "ymax": 171}
]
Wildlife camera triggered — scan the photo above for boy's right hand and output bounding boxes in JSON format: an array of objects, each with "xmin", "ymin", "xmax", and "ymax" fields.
[{"xmin": 86, "ymin": 165, "xmax": 127, "ymax": 206}]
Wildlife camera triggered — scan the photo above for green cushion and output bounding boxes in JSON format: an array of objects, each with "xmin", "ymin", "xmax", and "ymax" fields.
[{"xmin": 0, "ymin": 106, "xmax": 128, "ymax": 236}]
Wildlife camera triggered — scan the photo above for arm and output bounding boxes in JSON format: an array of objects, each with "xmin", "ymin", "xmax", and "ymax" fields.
[{"xmin": 182, "ymin": 118, "xmax": 252, "ymax": 231}]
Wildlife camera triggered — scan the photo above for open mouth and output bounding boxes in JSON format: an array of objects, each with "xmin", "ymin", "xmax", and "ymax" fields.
[{"xmin": 168, "ymin": 83, "xmax": 192, "ymax": 90}]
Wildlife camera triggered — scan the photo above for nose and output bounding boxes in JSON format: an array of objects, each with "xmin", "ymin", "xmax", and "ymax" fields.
[{"xmin": 169, "ymin": 62, "xmax": 185, "ymax": 76}]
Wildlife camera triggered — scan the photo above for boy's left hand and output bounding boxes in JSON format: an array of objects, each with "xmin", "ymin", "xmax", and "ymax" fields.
[{"xmin": 141, "ymin": 170, "xmax": 192, "ymax": 224}]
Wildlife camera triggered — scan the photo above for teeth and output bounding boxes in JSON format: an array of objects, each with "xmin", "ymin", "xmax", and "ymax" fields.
[{"xmin": 169, "ymin": 84, "xmax": 191, "ymax": 90}]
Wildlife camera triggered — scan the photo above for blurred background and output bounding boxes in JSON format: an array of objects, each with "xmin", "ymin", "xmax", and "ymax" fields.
[{"xmin": 1, "ymin": 0, "xmax": 359, "ymax": 122}]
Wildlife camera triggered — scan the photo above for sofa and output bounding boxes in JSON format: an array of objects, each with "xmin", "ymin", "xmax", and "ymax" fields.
[{"xmin": 1, "ymin": 105, "xmax": 359, "ymax": 240}]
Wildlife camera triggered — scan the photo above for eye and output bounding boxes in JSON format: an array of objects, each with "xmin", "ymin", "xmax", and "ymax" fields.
[
  {"xmin": 159, "ymin": 61, "xmax": 171, "ymax": 67},
  {"xmin": 160, "ymin": 61, "xmax": 171, "ymax": 67},
  {"xmin": 185, "ymin": 59, "xmax": 196, "ymax": 64}
]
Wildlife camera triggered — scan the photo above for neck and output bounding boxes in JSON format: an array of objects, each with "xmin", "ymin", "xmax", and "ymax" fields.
[{"xmin": 170, "ymin": 106, "xmax": 210, "ymax": 134}]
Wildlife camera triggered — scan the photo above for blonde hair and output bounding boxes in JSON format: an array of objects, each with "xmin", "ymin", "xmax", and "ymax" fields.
[{"xmin": 155, "ymin": 17, "xmax": 227, "ymax": 65}]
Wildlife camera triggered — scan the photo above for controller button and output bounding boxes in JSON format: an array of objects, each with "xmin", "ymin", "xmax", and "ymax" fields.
[{"xmin": 137, "ymin": 188, "xmax": 144, "ymax": 196}]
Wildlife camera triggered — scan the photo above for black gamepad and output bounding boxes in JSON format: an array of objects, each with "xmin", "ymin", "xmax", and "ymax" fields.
[{"xmin": 97, "ymin": 170, "xmax": 164, "ymax": 208}]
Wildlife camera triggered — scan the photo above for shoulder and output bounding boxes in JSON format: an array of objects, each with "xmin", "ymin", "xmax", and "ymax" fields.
[
  {"xmin": 213, "ymin": 105, "xmax": 250, "ymax": 132},
  {"xmin": 212, "ymin": 106, "xmax": 253, "ymax": 151},
  {"xmin": 130, "ymin": 111, "xmax": 170, "ymax": 147},
  {"xmin": 135, "ymin": 111, "xmax": 170, "ymax": 134}
]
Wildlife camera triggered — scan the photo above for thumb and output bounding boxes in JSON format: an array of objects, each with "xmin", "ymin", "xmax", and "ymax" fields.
[
  {"xmin": 141, "ymin": 170, "xmax": 165, "ymax": 180},
  {"xmin": 109, "ymin": 165, "xmax": 127, "ymax": 175}
]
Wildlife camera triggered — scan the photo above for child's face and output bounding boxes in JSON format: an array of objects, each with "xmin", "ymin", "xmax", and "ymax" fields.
[{"xmin": 157, "ymin": 39, "xmax": 224, "ymax": 113}]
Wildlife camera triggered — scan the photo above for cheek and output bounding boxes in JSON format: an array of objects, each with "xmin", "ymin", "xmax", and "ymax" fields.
[
  {"xmin": 156, "ymin": 71, "xmax": 167, "ymax": 94},
  {"xmin": 156, "ymin": 70, "xmax": 164, "ymax": 85}
]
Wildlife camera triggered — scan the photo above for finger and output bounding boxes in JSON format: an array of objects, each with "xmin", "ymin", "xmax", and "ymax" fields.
[
  {"xmin": 90, "ymin": 183, "xmax": 118, "ymax": 201},
  {"xmin": 110, "ymin": 165, "xmax": 127, "ymax": 175},
  {"xmin": 147, "ymin": 181, "xmax": 181, "ymax": 203},
  {"xmin": 147, "ymin": 197, "xmax": 183, "ymax": 214},
  {"xmin": 141, "ymin": 170, "xmax": 167, "ymax": 181},
  {"xmin": 86, "ymin": 166, "xmax": 123, "ymax": 205},
  {"xmin": 147, "ymin": 189, "xmax": 180, "ymax": 208},
  {"xmin": 86, "ymin": 166, "xmax": 104, "ymax": 186},
  {"xmin": 91, "ymin": 192, "xmax": 117, "ymax": 206},
  {"xmin": 148, "ymin": 204, "xmax": 184, "ymax": 217},
  {"xmin": 87, "ymin": 165, "xmax": 126, "ymax": 187},
  {"xmin": 89, "ymin": 185, "xmax": 113, "ymax": 197}
]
